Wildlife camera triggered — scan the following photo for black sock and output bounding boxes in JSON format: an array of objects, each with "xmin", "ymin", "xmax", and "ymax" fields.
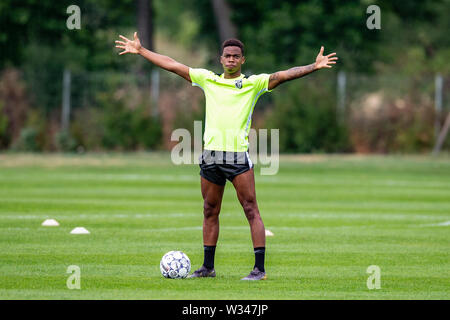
[
  {"xmin": 203, "ymin": 245, "xmax": 216, "ymax": 269},
  {"xmin": 254, "ymin": 247, "xmax": 265, "ymax": 272}
]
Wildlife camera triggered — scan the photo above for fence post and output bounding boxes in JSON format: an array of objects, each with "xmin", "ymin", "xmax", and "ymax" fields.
[
  {"xmin": 432, "ymin": 74, "xmax": 449, "ymax": 155},
  {"xmin": 337, "ymin": 71, "xmax": 346, "ymax": 123},
  {"xmin": 432, "ymin": 113, "xmax": 450, "ymax": 155},
  {"xmin": 151, "ymin": 69, "xmax": 160, "ymax": 118},
  {"xmin": 434, "ymin": 74, "xmax": 443, "ymax": 140},
  {"xmin": 61, "ymin": 69, "xmax": 71, "ymax": 131}
]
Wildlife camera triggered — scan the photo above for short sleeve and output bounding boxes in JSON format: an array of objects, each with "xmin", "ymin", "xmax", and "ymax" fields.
[
  {"xmin": 189, "ymin": 68, "xmax": 212, "ymax": 90},
  {"xmin": 250, "ymin": 73, "xmax": 272, "ymax": 93}
]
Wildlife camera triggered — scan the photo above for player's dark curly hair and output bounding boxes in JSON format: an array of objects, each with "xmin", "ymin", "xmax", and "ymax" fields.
[{"xmin": 222, "ymin": 39, "xmax": 245, "ymax": 56}]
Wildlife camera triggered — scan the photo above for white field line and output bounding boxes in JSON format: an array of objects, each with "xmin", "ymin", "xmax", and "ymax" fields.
[
  {"xmin": 0, "ymin": 213, "xmax": 199, "ymax": 219},
  {"xmin": 0, "ymin": 197, "xmax": 199, "ymax": 206},
  {"xmin": 415, "ymin": 220, "xmax": 450, "ymax": 227},
  {"xmin": 0, "ymin": 188, "xmax": 200, "ymax": 196},
  {"xmin": 0, "ymin": 225, "xmax": 247, "ymax": 232},
  {"xmin": 3, "ymin": 173, "xmax": 450, "ymax": 188},
  {"xmin": 0, "ymin": 224, "xmax": 447, "ymax": 236},
  {"xmin": 3, "ymin": 187, "xmax": 450, "ymax": 198},
  {"xmin": 0, "ymin": 212, "xmax": 448, "ymax": 221},
  {"xmin": 257, "ymin": 177, "xmax": 450, "ymax": 188},
  {"xmin": 1, "ymin": 195, "xmax": 449, "ymax": 207},
  {"xmin": 0, "ymin": 173, "xmax": 197, "ymax": 182}
]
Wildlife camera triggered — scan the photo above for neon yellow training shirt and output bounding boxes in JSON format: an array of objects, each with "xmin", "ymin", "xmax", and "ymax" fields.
[{"xmin": 189, "ymin": 68, "xmax": 272, "ymax": 152}]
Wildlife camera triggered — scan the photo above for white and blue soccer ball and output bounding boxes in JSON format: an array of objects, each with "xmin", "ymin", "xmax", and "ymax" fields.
[{"xmin": 160, "ymin": 251, "xmax": 191, "ymax": 279}]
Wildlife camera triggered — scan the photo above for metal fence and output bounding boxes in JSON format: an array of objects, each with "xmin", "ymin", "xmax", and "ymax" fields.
[{"xmin": 5, "ymin": 66, "xmax": 448, "ymax": 153}]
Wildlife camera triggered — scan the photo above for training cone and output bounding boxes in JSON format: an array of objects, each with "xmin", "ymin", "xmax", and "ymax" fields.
[
  {"xmin": 70, "ymin": 227, "xmax": 90, "ymax": 234},
  {"xmin": 42, "ymin": 219, "xmax": 59, "ymax": 226},
  {"xmin": 265, "ymin": 229, "xmax": 274, "ymax": 236}
]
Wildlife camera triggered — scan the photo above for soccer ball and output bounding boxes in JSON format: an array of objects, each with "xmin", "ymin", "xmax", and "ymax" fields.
[{"xmin": 160, "ymin": 251, "xmax": 191, "ymax": 279}]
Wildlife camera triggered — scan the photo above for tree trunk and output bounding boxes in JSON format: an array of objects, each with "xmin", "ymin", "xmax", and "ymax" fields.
[
  {"xmin": 136, "ymin": 0, "xmax": 159, "ymax": 117},
  {"xmin": 137, "ymin": 0, "xmax": 154, "ymax": 51},
  {"xmin": 211, "ymin": 0, "xmax": 237, "ymax": 44}
]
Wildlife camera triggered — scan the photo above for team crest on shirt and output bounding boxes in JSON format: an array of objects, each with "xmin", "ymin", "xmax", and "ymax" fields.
[{"xmin": 235, "ymin": 79, "xmax": 243, "ymax": 89}]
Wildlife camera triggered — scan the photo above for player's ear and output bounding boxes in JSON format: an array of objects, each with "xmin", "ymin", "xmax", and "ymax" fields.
[{"xmin": 241, "ymin": 56, "xmax": 245, "ymax": 64}]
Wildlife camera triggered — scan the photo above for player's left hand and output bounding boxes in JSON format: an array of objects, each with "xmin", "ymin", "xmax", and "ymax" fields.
[{"xmin": 315, "ymin": 46, "xmax": 338, "ymax": 69}]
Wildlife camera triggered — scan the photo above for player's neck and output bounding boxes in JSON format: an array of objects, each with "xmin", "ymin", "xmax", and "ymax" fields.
[{"xmin": 223, "ymin": 70, "xmax": 242, "ymax": 79}]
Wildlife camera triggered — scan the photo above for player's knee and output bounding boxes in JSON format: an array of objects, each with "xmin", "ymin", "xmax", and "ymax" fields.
[
  {"xmin": 242, "ymin": 199, "xmax": 258, "ymax": 220},
  {"xmin": 203, "ymin": 200, "xmax": 220, "ymax": 218}
]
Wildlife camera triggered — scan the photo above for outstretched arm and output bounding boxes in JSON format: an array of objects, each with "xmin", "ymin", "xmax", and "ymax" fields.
[
  {"xmin": 115, "ymin": 32, "xmax": 191, "ymax": 82},
  {"xmin": 268, "ymin": 46, "xmax": 338, "ymax": 90}
]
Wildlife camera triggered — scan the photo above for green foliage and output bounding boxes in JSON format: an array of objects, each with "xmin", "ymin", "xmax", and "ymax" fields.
[
  {"xmin": 375, "ymin": 0, "xmax": 450, "ymax": 75},
  {"xmin": 0, "ymin": 0, "xmax": 135, "ymax": 70},
  {"xmin": 68, "ymin": 106, "xmax": 107, "ymax": 151},
  {"xmin": 154, "ymin": 0, "xmax": 200, "ymax": 48},
  {"xmin": 268, "ymin": 74, "xmax": 350, "ymax": 153},
  {"xmin": 172, "ymin": 99, "xmax": 206, "ymax": 146},
  {"xmin": 12, "ymin": 127, "xmax": 40, "ymax": 152},
  {"xmin": 191, "ymin": 0, "xmax": 450, "ymax": 76},
  {"xmin": 191, "ymin": 0, "xmax": 382, "ymax": 73},
  {"xmin": 54, "ymin": 130, "xmax": 78, "ymax": 152},
  {"xmin": 10, "ymin": 108, "xmax": 47, "ymax": 152},
  {"xmin": 100, "ymin": 95, "xmax": 162, "ymax": 151},
  {"xmin": 1, "ymin": 0, "xmax": 449, "ymax": 153},
  {"xmin": 22, "ymin": 43, "xmax": 65, "ymax": 114}
]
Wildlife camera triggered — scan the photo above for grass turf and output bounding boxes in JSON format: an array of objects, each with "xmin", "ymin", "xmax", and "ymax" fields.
[{"xmin": 0, "ymin": 153, "xmax": 449, "ymax": 299}]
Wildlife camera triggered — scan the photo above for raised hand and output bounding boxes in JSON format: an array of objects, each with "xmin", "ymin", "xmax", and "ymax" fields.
[
  {"xmin": 314, "ymin": 46, "xmax": 338, "ymax": 69},
  {"xmin": 115, "ymin": 32, "xmax": 142, "ymax": 55}
]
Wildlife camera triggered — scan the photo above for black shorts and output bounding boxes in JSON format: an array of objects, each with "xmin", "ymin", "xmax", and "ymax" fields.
[{"xmin": 199, "ymin": 150, "xmax": 254, "ymax": 186}]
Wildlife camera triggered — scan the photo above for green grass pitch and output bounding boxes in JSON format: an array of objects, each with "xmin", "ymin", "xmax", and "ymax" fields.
[{"xmin": 0, "ymin": 153, "xmax": 449, "ymax": 299}]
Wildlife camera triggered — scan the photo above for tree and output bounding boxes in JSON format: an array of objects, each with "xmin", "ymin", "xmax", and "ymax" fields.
[
  {"xmin": 211, "ymin": 0, "xmax": 237, "ymax": 43},
  {"xmin": 137, "ymin": 0, "xmax": 154, "ymax": 51}
]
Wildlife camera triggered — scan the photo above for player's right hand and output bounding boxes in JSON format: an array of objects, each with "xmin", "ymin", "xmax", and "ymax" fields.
[{"xmin": 115, "ymin": 32, "xmax": 142, "ymax": 55}]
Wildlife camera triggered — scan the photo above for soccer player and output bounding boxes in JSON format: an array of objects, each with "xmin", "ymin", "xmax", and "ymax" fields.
[{"xmin": 115, "ymin": 32, "xmax": 338, "ymax": 280}]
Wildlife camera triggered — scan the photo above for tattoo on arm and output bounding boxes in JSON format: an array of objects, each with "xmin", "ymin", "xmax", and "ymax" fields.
[
  {"xmin": 269, "ymin": 63, "xmax": 317, "ymax": 90},
  {"xmin": 286, "ymin": 63, "xmax": 317, "ymax": 80},
  {"xmin": 269, "ymin": 72, "xmax": 281, "ymax": 81}
]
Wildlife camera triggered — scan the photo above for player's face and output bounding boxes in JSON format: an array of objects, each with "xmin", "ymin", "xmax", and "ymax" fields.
[{"xmin": 220, "ymin": 46, "xmax": 245, "ymax": 74}]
